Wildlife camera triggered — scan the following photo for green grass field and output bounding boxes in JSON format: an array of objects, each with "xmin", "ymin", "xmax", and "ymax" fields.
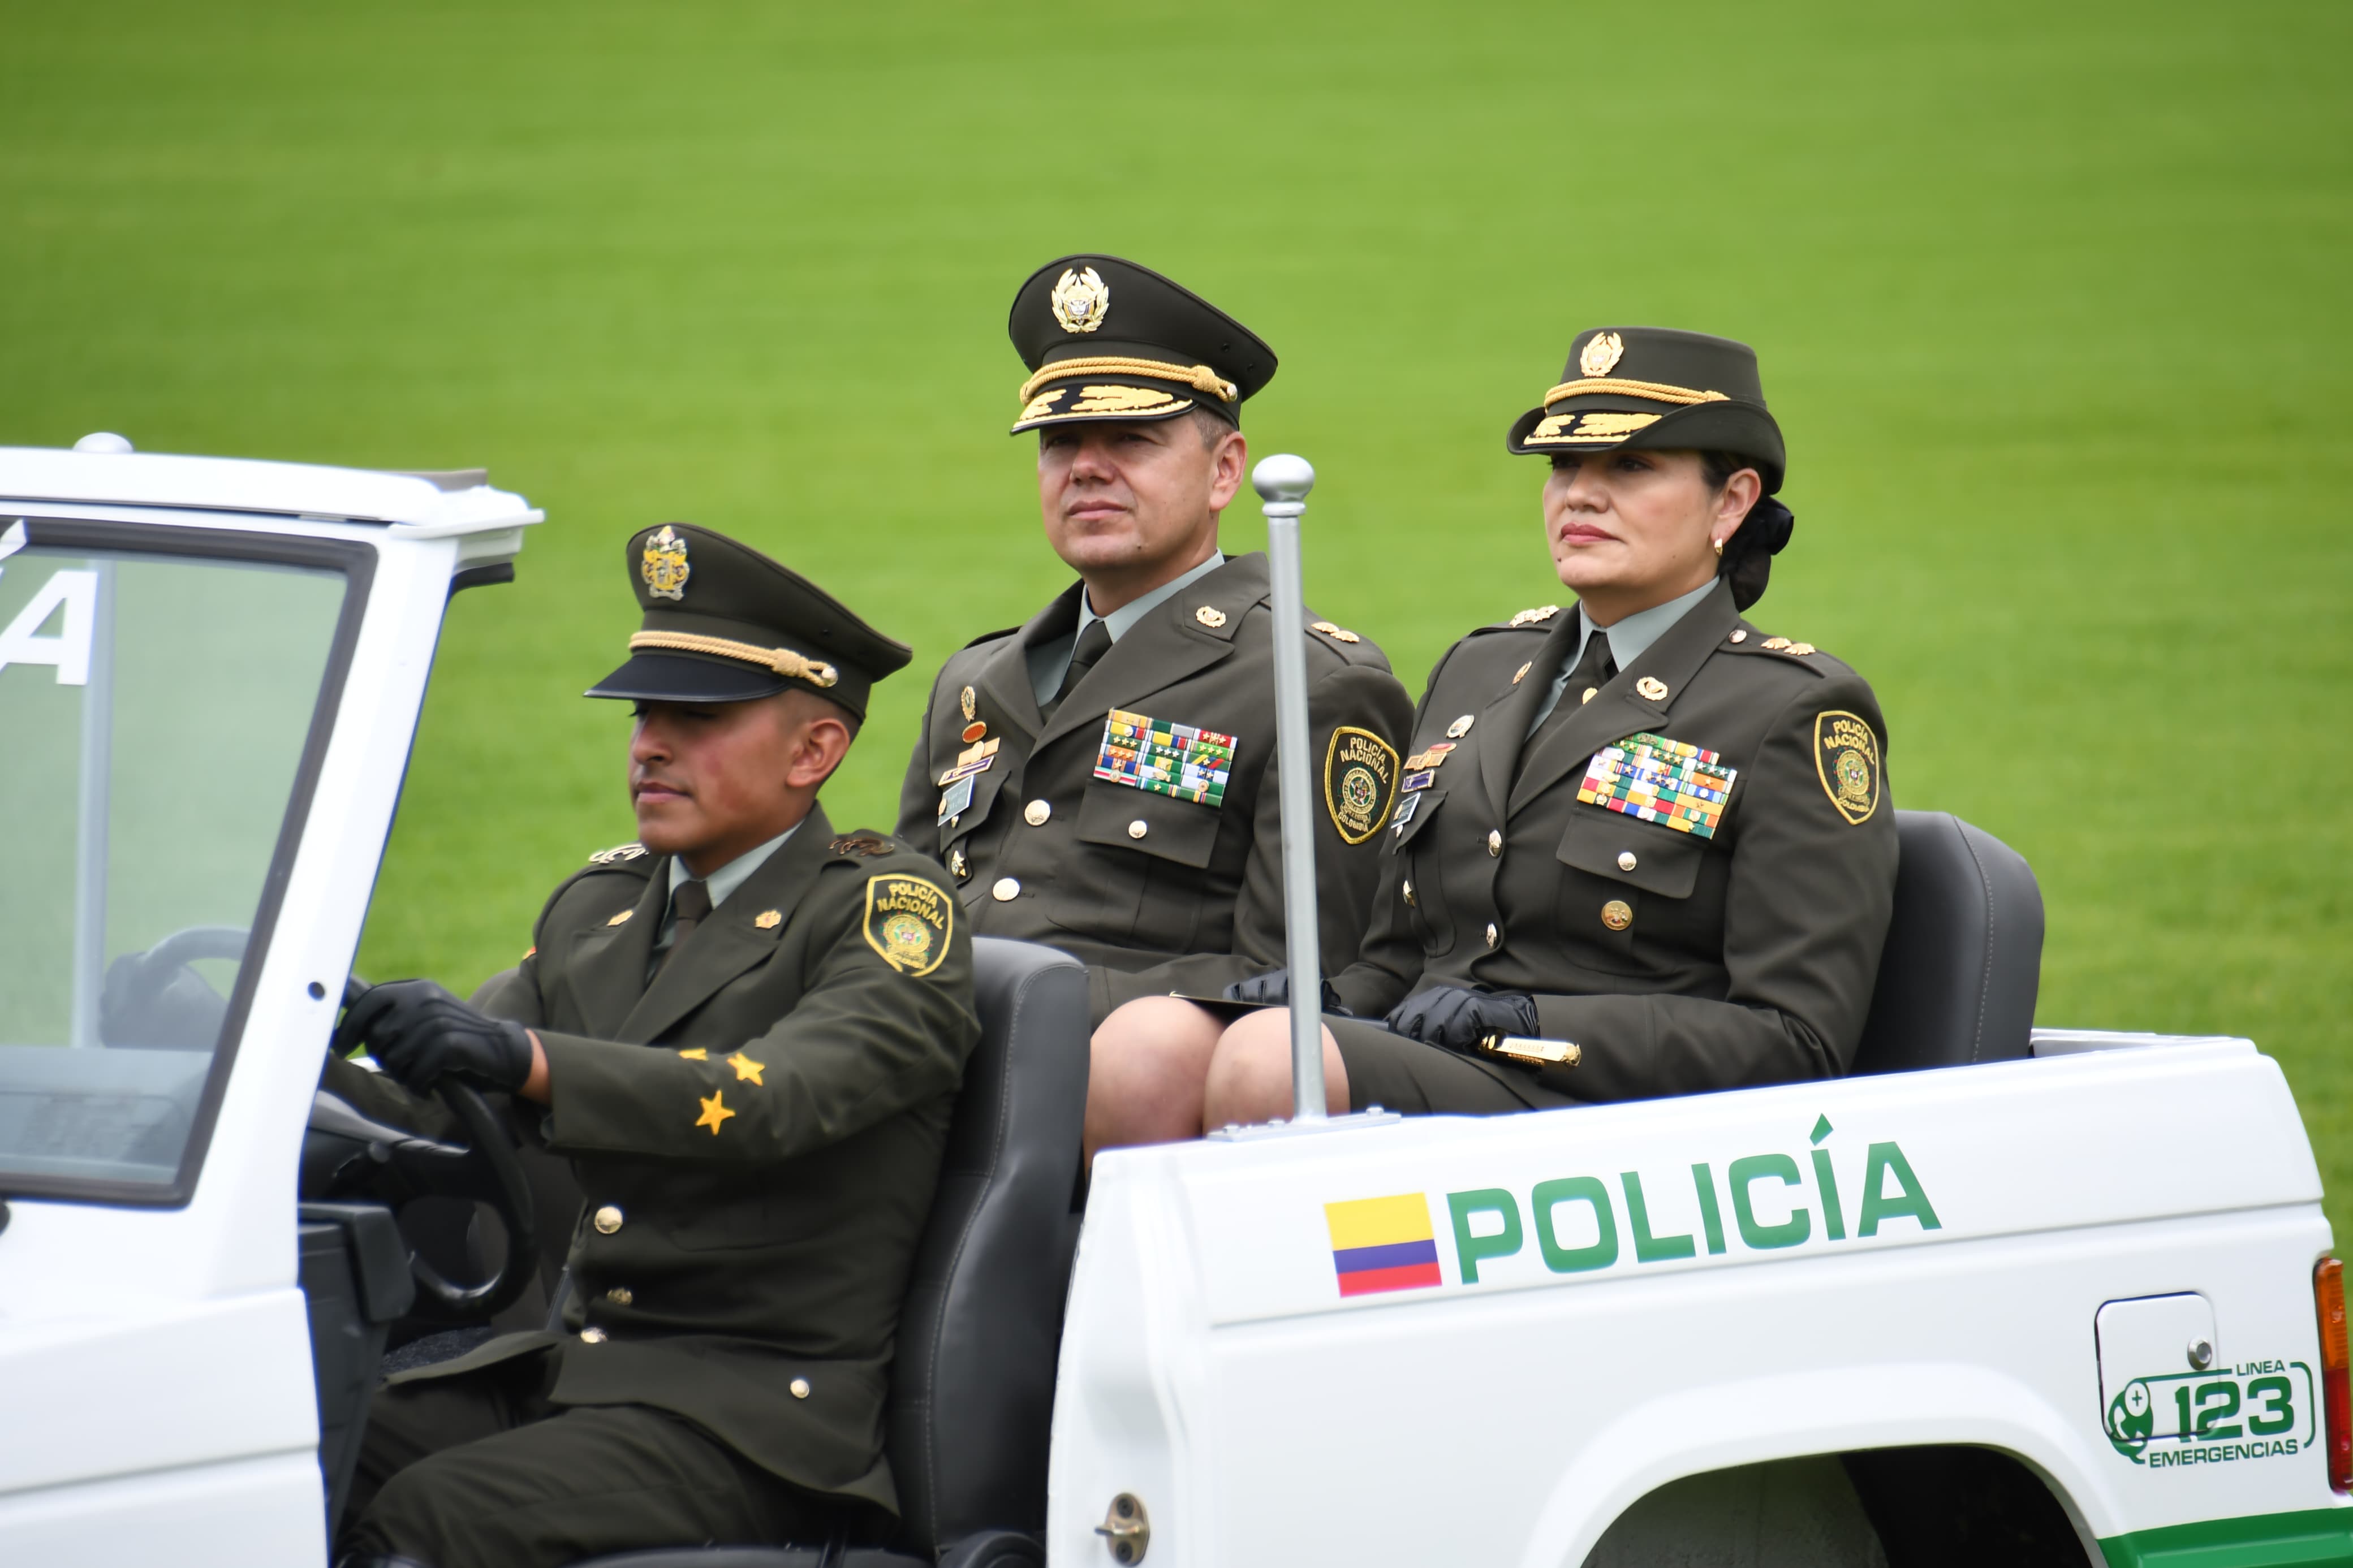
[{"xmin": 5, "ymin": 1, "xmax": 2348, "ymax": 1223}]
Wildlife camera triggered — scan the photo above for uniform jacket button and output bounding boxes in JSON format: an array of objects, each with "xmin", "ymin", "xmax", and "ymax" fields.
[
  {"xmin": 790, "ymin": 1377, "xmax": 812, "ymax": 1399},
  {"xmin": 1602, "ymin": 900, "xmax": 1634, "ymax": 931},
  {"xmin": 593, "ymin": 1204, "xmax": 623, "ymax": 1234},
  {"xmin": 1128, "ymin": 819, "xmax": 1149, "ymax": 839},
  {"xmin": 1402, "ymin": 879, "xmax": 1416, "ymax": 907},
  {"xmin": 580, "ymin": 1327, "xmax": 609, "ymax": 1345},
  {"xmin": 1618, "ymin": 850, "xmax": 1637, "ymax": 871},
  {"xmin": 1023, "ymin": 799, "xmax": 1051, "ymax": 826},
  {"xmin": 992, "ymin": 877, "xmax": 1020, "ymax": 901},
  {"xmin": 1488, "ymin": 830, "xmax": 1502, "ymax": 857},
  {"xmin": 605, "ymin": 1286, "xmax": 634, "ymax": 1307},
  {"xmin": 1485, "ymin": 922, "xmax": 1499, "ymax": 948}
]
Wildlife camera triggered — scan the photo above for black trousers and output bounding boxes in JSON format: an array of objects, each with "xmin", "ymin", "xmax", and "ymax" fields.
[{"xmin": 340, "ymin": 1354, "xmax": 854, "ymax": 1568}]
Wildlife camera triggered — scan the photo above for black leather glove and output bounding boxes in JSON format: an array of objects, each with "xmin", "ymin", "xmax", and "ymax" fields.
[
  {"xmin": 1384, "ymin": 986, "xmax": 1540, "ymax": 1053},
  {"xmin": 333, "ymin": 979, "xmax": 535, "ymax": 1094},
  {"xmin": 1222, "ymin": 971, "xmax": 1349, "ymax": 1016}
]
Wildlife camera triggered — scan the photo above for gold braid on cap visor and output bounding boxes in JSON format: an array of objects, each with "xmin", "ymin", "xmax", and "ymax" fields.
[
  {"xmin": 1542, "ymin": 377, "xmax": 1732, "ymax": 408},
  {"xmin": 627, "ymin": 632, "xmax": 838, "ymax": 688},
  {"xmin": 1019, "ymin": 357, "xmax": 1239, "ymax": 405}
]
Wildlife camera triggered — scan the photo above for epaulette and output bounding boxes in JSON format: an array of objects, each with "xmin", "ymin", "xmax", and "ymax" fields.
[
  {"xmin": 1723, "ymin": 628, "xmax": 1822, "ymax": 659},
  {"xmin": 587, "ymin": 842, "xmax": 651, "ymax": 865},
  {"xmin": 1469, "ymin": 604, "xmax": 1562, "ymax": 635},
  {"xmin": 958, "ymin": 624, "xmax": 1022, "ymax": 653},
  {"xmin": 1720, "ymin": 627, "xmax": 1839, "ymax": 675},
  {"xmin": 830, "ymin": 833, "xmax": 894, "ymax": 858}
]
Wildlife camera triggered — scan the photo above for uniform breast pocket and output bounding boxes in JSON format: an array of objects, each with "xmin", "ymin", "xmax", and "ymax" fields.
[
  {"xmin": 1554, "ymin": 809, "xmax": 1709, "ymax": 973},
  {"xmin": 1393, "ymin": 787, "xmax": 1455, "ymax": 956},
  {"xmin": 1047, "ymin": 784, "xmax": 1226, "ymax": 950}
]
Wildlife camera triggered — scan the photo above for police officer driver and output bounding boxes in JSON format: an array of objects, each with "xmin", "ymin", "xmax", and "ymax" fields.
[{"xmin": 328, "ymin": 525, "xmax": 977, "ymax": 1568}]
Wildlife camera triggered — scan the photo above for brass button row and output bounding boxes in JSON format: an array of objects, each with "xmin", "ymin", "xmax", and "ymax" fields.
[
  {"xmin": 593, "ymin": 1204, "xmax": 623, "ymax": 1235},
  {"xmin": 992, "ymin": 877, "xmax": 1020, "ymax": 901},
  {"xmin": 1024, "ymin": 798, "xmax": 1051, "ymax": 826},
  {"xmin": 1487, "ymin": 830, "xmax": 1502, "ymax": 857}
]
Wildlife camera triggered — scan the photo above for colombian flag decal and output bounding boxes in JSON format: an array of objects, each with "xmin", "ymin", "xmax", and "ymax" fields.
[{"xmin": 1325, "ymin": 1193, "xmax": 1443, "ymax": 1297}]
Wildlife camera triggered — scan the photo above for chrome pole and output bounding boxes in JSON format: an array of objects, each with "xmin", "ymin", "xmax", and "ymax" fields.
[{"xmin": 1252, "ymin": 455, "xmax": 1324, "ymax": 1122}]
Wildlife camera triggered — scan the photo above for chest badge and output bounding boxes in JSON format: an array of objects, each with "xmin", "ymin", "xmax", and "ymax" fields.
[
  {"xmin": 1578, "ymin": 732, "xmax": 1738, "ymax": 840},
  {"xmin": 1095, "ymin": 709, "xmax": 1235, "ymax": 808},
  {"xmin": 1813, "ymin": 711, "xmax": 1882, "ymax": 824},
  {"xmin": 864, "ymin": 874, "xmax": 953, "ymax": 977},
  {"xmin": 1445, "ymin": 714, "xmax": 1475, "ymax": 738},
  {"xmin": 1324, "ymin": 727, "xmax": 1399, "ymax": 844}
]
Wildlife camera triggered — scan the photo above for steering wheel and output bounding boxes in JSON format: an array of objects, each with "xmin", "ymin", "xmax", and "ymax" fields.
[
  {"xmin": 100, "ymin": 925, "xmax": 248, "ymax": 1049},
  {"xmin": 304, "ymin": 979, "xmax": 541, "ymax": 1321}
]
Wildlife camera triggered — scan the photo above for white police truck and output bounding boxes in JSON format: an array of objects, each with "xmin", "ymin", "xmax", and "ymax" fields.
[{"xmin": 0, "ymin": 439, "xmax": 2344, "ymax": 1568}]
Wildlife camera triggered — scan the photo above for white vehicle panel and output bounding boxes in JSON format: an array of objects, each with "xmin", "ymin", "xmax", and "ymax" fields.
[{"xmin": 1052, "ymin": 1042, "xmax": 2342, "ymax": 1566}]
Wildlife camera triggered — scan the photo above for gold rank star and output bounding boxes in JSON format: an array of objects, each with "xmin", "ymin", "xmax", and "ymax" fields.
[
  {"xmin": 696, "ymin": 1090, "xmax": 736, "ymax": 1135},
  {"xmin": 727, "ymin": 1051, "xmax": 766, "ymax": 1086}
]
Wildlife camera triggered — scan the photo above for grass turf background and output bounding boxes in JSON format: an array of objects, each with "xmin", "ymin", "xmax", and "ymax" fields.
[{"xmin": 4, "ymin": 2, "xmax": 2348, "ymax": 1223}]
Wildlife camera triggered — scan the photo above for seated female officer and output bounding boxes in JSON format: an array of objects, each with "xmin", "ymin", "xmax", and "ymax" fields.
[{"xmin": 1087, "ymin": 326, "xmax": 1899, "ymax": 1143}]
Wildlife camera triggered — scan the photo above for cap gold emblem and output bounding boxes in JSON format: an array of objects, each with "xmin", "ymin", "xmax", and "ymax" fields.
[
  {"xmin": 1579, "ymin": 331, "xmax": 1626, "ymax": 378},
  {"xmin": 641, "ymin": 525, "xmax": 691, "ymax": 602},
  {"xmin": 1636, "ymin": 676, "xmax": 1670, "ymax": 701},
  {"xmin": 1050, "ymin": 266, "xmax": 1111, "ymax": 334},
  {"xmin": 1195, "ymin": 605, "xmax": 1227, "ymax": 628}
]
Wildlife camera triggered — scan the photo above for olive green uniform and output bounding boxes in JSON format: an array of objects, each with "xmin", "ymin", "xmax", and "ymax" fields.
[
  {"xmin": 334, "ymin": 811, "xmax": 976, "ymax": 1566},
  {"xmin": 1324, "ymin": 581, "xmax": 1899, "ymax": 1111},
  {"xmin": 898, "ymin": 554, "xmax": 1411, "ymax": 1023}
]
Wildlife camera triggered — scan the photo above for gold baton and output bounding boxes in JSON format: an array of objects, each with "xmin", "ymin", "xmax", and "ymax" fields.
[{"xmin": 1479, "ymin": 1034, "xmax": 1581, "ymax": 1068}]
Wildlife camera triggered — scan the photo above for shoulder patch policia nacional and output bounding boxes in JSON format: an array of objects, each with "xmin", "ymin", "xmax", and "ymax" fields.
[
  {"xmin": 1814, "ymin": 711, "xmax": 1882, "ymax": 825},
  {"xmin": 1325, "ymin": 726, "xmax": 1400, "ymax": 844},
  {"xmin": 864, "ymin": 874, "xmax": 952, "ymax": 977}
]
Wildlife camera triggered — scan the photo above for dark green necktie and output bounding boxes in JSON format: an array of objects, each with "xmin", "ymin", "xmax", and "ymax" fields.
[
  {"xmin": 1043, "ymin": 618, "xmax": 1113, "ymax": 722},
  {"xmin": 656, "ymin": 878, "xmax": 712, "ymax": 979},
  {"xmin": 1533, "ymin": 628, "xmax": 1615, "ymax": 744}
]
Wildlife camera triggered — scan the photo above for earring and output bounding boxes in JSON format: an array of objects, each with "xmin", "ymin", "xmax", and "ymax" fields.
[{"xmin": 1712, "ymin": 537, "xmax": 1725, "ymax": 558}]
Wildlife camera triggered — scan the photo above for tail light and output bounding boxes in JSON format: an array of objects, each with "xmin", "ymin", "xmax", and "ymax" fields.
[{"xmin": 2316, "ymin": 1257, "xmax": 2349, "ymax": 1492}]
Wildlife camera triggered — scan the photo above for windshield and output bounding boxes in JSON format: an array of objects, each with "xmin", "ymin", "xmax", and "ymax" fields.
[{"xmin": 0, "ymin": 525, "xmax": 355, "ymax": 1198}]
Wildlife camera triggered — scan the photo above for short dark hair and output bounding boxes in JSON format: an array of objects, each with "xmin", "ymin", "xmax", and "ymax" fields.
[{"xmin": 1188, "ymin": 405, "xmax": 1238, "ymax": 449}]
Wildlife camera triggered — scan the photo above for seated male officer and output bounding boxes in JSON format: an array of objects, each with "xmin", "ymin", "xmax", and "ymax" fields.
[
  {"xmin": 897, "ymin": 254, "xmax": 1412, "ymax": 1155},
  {"xmin": 328, "ymin": 524, "xmax": 979, "ymax": 1568}
]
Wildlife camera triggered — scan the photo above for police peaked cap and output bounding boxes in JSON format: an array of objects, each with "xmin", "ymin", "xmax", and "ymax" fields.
[
  {"xmin": 1506, "ymin": 327, "xmax": 1787, "ymax": 494},
  {"xmin": 585, "ymin": 522, "xmax": 911, "ymax": 718},
  {"xmin": 1007, "ymin": 254, "xmax": 1278, "ymax": 434}
]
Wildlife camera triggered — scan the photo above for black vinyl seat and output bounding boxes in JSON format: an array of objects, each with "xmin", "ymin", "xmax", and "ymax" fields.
[
  {"xmin": 1849, "ymin": 810, "xmax": 2044, "ymax": 1075},
  {"xmin": 570, "ymin": 937, "xmax": 1091, "ymax": 1568}
]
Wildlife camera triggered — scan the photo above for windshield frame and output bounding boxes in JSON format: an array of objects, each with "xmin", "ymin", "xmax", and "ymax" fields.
[{"xmin": 0, "ymin": 514, "xmax": 376, "ymax": 1207}]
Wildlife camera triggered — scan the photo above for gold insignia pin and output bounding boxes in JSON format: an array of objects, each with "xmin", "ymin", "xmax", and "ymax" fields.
[
  {"xmin": 589, "ymin": 842, "xmax": 647, "ymax": 865},
  {"xmin": 1636, "ymin": 676, "xmax": 1670, "ymax": 701},
  {"xmin": 961, "ymin": 721, "xmax": 988, "ymax": 744},
  {"xmin": 1049, "ymin": 266, "xmax": 1111, "ymax": 334},
  {"xmin": 1762, "ymin": 636, "xmax": 1791, "ymax": 651},
  {"xmin": 606, "ymin": 909, "xmax": 634, "ymax": 926},
  {"xmin": 1311, "ymin": 620, "xmax": 1362, "ymax": 644},
  {"xmin": 1601, "ymin": 899, "xmax": 1634, "ymax": 931},
  {"xmin": 1787, "ymin": 642, "xmax": 1816, "ymax": 656},
  {"xmin": 755, "ymin": 909, "xmax": 782, "ymax": 930},
  {"xmin": 1195, "ymin": 606, "xmax": 1227, "ymax": 628},
  {"xmin": 1579, "ymin": 331, "xmax": 1626, "ymax": 378},
  {"xmin": 1509, "ymin": 604, "xmax": 1562, "ymax": 627},
  {"xmin": 948, "ymin": 846, "xmax": 969, "ymax": 878},
  {"xmin": 727, "ymin": 1051, "xmax": 766, "ymax": 1086},
  {"xmin": 695, "ymin": 1090, "xmax": 736, "ymax": 1135},
  {"xmin": 641, "ymin": 525, "xmax": 691, "ymax": 602},
  {"xmin": 1581, "ymin": 687, "xmax": 1597, "ymax": 704},
  {"xmin": 679, "ymin": 1047, "xmax": 708, "ymax": 1060},
  {"xmin": 959, "ymin": 685, "xmax": 977, "ymax": 721},
  {"xmin": 1446, "ymin": 714, "xmax": 1475, "ymax": 738},
  {"xmin": 1512, "ymin": 662, "xmax": 1532, "ymax": 685}
]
